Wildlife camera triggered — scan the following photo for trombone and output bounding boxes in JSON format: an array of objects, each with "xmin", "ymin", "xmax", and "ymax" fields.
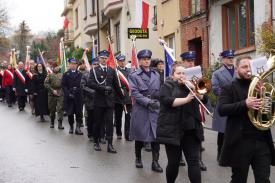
[{"xmin": 184, "ymin": 75, "xmax": 213, "ymax": 117}]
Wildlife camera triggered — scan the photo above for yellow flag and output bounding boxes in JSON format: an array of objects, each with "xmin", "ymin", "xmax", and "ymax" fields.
[{"xmin": 10, "ymin": 50, "xmax": 17, "ymax": 68}]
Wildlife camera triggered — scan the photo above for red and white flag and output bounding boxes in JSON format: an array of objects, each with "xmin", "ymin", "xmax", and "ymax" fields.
[
  {"xmin": 82, "ymin": 49, "xmax": 91, "ymax": 71},
  {"xmin": 107, "ymin": 44, "xmax": 130, "ymax": 91},
  {"xmin": 134, "ymin": 0, "xmax": 150, "ymax": 29},
  {"xmin": 15, "ymin": 69, "xmax": 26, "ymax": 84},
  {"xmin": 131, "ymin": 45, "xmax": 138, "ymax": 70}
]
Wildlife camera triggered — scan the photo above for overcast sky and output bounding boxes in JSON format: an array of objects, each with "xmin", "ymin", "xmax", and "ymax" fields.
[{"xmin": 3, "ymin": 0, "xmax": 64, "ymax": 34}]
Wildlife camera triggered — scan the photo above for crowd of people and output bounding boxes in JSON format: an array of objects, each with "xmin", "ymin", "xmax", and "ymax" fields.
[{"xmin": 0, "ymin": 48, "xmax": 274, "ymax": 183}]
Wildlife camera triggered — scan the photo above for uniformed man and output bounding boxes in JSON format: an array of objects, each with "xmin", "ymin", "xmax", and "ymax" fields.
[
  {"xmin": 13, "ymin": 61, "xmax": 29, "ymax": 111},
  {"xmin": 211, "ymin": 49, "xmax": 236, "ymax": 161},
  {"xmin": 181, "ymin": 51, "xmax": 208, "ymax": 171},
  {"xmin": 88, "ymin": 50, "xmax": 123, "ymax": 153},
  {"xmin": 61, "ymin": 58, "xmax": 83, "ymax": 135},
  {"xmin": 114, "ymin": 54, "xmax": 132, "ymax": 141},
  {"xmin": 128, "ymin": 49, "xmax": 163, "ymax": 172},
  {"xmin": 45, "ymin": 65, "xmax": 64, "ymax": 129},
  {"xmin": 81, "ymin": 58, "xmax": 97, "ymax": 141}
]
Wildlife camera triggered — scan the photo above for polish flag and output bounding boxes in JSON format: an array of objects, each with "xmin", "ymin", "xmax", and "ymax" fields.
[
  {"xmin": 131, "ymin": 45, "xmax": 138, "ymax": 70},
  {"xmin": 107, "ymin": 44, "xmax": 129, "ymax": 91},
  {"xmin": 134, "ymin": 0, "xmax": 150, "ymax": 29}
]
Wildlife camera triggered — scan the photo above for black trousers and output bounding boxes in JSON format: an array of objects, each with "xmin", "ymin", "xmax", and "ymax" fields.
[
  {"xmin": 135, "ymin": 141, "xmax": 160, "ymax": 158},
  {"xmin": 17, "ymin": 95, "xmax": 27, "ymax": 109},
  {"xmin": 217, "ymin": 132, "xmax": 224, "ymax": 155},
  {"xmin": 231, "ymin": 139, "xmax": 271, "ymax": 183},
  {"xmin": 68, "ymin": 113, "xmax": 82, "ymax": 126},
  {"xmin": 87, "ymin": 109, "xmax": 94, "ymax": 137},
  {"xmin": 114, "ymin": 103, "xmax": 131, "ymax": 137},
  {"xmin": 5, "ymin": 86, "xmax": 15, "ymax": 105},
  {"xmin": 93, "ymin": 106, "xmax": 113, "ymax": 143},
  {"xmin": 165, "ymin": 131, "xmax": 201, "ymax": 183}
]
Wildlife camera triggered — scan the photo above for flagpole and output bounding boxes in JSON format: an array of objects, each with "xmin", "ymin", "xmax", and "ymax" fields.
[
  {"xmin": 25, "ymin": 45, "xmax": 30, "ymax": 70},
  {"xmin": 106, "ymin": 35, "xmax": 128, "ymax": 114},
  {"xmin": 130, "ymin": 35, "xmax": 139, "ymax": 70}
]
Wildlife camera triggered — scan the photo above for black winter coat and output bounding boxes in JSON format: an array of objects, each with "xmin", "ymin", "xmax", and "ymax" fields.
[
  {"xmin": 62, "ymin": 70, "xmax": 83, "ymax": 115},
  {"xmin": 156, "ymin": 78, "xmax": 207, "ymax": 146},
  {"xmin": 81, "ymin": 72, "xmax": 95, "ymax": 110},
  {"xmin": 218, "ymin": 78, "xmax": 275, "ymax": 167},
  {"xmin": 32, "ymin": 73, "xmax": 49, "ymax": 116},
  {"xmin": 13, "ymin": 69, "xmax": 29, "ymax": 96}
]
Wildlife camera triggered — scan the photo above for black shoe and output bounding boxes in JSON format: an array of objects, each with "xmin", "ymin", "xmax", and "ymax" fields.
[
  {"xmin": 75, "ymin": 127, "xmax": 83, "ymax": 135},
  {"xmin": 94, "ymin": 143, "xmax": 101, "ymax": 151},
  {"xmin": 135, "ymin": 158, "xmax": 143, "ymax": 168},
  {"xmin": 201, "ymin": 146, "xmax": 205, "ymax": 152},
  {"xmin": 107, "ymin": 144, "xmax": 117, "ymax": 153},
  {"xmin": 200, "ymin": 160, "xmax": 207, "ymax": 171},
  {"xmin": 58, "ymin": 121, "xmax": 64, "ymax": 130},
  {"xmin": 125, "ymin": 137, "xmax": 133, "ymax": 141},
  {"xmin": 19, "ymin": 107, "xmax": 23, "ymax": 111},
  {"xmin": 8, "ymin": 104, "xmax": 12, "ymax": 107},
  {"xmin": 152, "ymin": 161, "xmax": 163, "ymax": 173},
  {"xmin": 179, "ymin": 159, "xmax": 186, "ymax": 166},
  {"xmin": 80, "ymin": 123, "xmax": 84, "ymax": 127},
  {"xmin": 69, "ymin": 126, "xmax": 74, "ymax": 134},
  {"xmin": 117, "ymin": 135, "xmax": 122, "ymax": 140}
]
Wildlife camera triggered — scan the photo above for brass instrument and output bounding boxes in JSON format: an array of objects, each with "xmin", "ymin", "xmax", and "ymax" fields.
[
  {"xmin": 248, "ymin": 54, "xmax": 275, "ymax": 130},
  {"xmin": 185, "ymin": 77, "xmax": 213, "ymax": 117},
  {"xmin": 193, "ymin": 76, "xmax": 212, "ymax": 95}
]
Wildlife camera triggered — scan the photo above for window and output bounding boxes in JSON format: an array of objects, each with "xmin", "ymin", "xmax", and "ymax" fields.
[
  {"xmin": 84, "ymin": 0, "xmax": 87, "ymax": 20},
  {"xmin": 165, "ymin": 34, "xmax": 176, "ymax": 57},
  {"xmin": 191, "ymin": 0, "xmax": 200, "ymax": 15},
  {"xmin": 90, "ymin": 0, "xmax": 96, "ymax": 16},
  {"xmin": 75, "ymin": 8, "xmax": 79, "ymax": 30},
  {"xmin": 222, "ymin": 0, "xmax": 255, "ymax": 50},
  {"xmin": 115, "ymin": 23, "xmax": 120, "ymax": 53}
]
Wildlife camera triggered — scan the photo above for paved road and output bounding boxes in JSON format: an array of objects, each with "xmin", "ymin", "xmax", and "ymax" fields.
[{"xmin": 0, "ymin": 103, "xmax": 274, "ymax": 183}]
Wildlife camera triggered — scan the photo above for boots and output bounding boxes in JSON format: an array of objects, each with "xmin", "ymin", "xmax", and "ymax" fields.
[
  {"xmin": 135, "ymin": 157, "xmax": 143, "ymax": 168},
  {"xmin": 58, "ymin": 120, "xmax": 64, "ymax": 130},
  {"xmin": 75, "ymin": 123, "xmax": 83, "ymax": 135},
  {"xmin": 94, "ymin": 139, "xmax": 102, "ymax": 151},
  {"xmin": 200, "ymin": 160, "xmax": 207, "ymax": 171},
  {"xmin": 151, "ymin": 152, "xmax": 163, "ymax": 173},
  {"xmin": 107, "ymin": 139, "xmax": 117, "ymax": 153},
  {"xmin": 50, "ymin": 117, "xmax": 54, "ymax": 128},
  {"xmin": 69, "ymin": 124, "xmax": 74, "ymax": 134}
]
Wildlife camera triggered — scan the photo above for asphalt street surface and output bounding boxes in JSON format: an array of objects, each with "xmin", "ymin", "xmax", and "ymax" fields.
[{"xmin": 0, "ymin": 103, "xmax": 274, "ymax": 183}]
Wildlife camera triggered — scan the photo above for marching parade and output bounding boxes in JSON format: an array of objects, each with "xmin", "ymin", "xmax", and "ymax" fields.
[{"xmin": 0, "ymin": 0, "xmax": 275, "ymax": 182}]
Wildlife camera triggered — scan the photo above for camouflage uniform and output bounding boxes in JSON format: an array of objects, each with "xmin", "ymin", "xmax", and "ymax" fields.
[{"xmin": 44, "ymin": 71, "xmax": 64, "ymax": 129}]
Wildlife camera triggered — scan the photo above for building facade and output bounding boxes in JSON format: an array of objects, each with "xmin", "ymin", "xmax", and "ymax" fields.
[
  {"xmin": 157, "ymin": 0, "xmax": 182, "ymax": 61},
  {"xmin": 61, "ymin": 0, "xmax": 163, "ymax": 61},
  {"xmin": 208, "ymin": 0, "xmax": 273, "ymax": 65},
  {"xmin": 179, "ymin": 0, "xmax": 209, "ymax": 69}
]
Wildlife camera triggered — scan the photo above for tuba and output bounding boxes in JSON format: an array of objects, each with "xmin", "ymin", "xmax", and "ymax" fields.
[{"xmin": 247, "ymin": 54, "xmax": 275, "ymax": 130}]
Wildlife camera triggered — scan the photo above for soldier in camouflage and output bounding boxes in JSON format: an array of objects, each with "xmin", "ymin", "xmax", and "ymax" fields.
[{"xmin": 44, "ymin": 65, "xmax": 64, "ymax": 129}]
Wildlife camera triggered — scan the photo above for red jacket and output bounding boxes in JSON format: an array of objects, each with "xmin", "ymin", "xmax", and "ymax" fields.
[{"xmin": 2, "ymin": 69, "xmax": 14, "ymax": 88}]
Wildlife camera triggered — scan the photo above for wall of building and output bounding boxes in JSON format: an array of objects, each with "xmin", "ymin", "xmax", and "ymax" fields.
[
  {"xmin": 157, "ymin": 0, "xmax": 182, "ymax": 60},
  {"xmin": 209, "ymin": 0, "xmax": 272, "ymax": 65}
]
